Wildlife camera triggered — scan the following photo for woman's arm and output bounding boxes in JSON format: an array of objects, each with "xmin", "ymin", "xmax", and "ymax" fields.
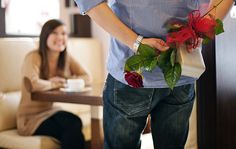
[
  {"xmin": 22, "ymin": 52, "xmax": 62, "ymax": 92},
  {"xmin": 86, "ymin": 2, "xmax": 169, "ymax": 52},
  {"xmin": 208, "ymin": 0, "xmax": 234, "ymax": 20}
]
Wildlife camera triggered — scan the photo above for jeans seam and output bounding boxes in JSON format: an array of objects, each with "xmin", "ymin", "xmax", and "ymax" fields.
[{"xmin": 148, "ymin": 88, "xmax": 155, "ymax": 110}]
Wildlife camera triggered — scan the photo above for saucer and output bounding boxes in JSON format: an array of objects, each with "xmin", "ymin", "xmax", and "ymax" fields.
[{"xmin": 60, "ymin": 87, "xmax": 92, "ymax": 92}]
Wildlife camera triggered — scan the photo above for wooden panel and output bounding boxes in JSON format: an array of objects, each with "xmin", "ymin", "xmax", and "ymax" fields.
[
  {"xmin": 197, "ymin": 41, "xmax": 217, "ymax": 149},
  {"xmin": 215, "ymin": 14, "xmax": 236, "ymax": 149},
  {"xmin": 197, "ymin": 14, "xmax": 236, "ymax": 149},
  {"xmin": 65, "ymin": 0, "xmax": 70, "ymax": 7},
  {"xmin": 0, "ymin": 8, "xmax": 5, "ymax": 37},
  {"xmin": 71, "ymin": 14, "xmax": 91, "ymax": 37}
]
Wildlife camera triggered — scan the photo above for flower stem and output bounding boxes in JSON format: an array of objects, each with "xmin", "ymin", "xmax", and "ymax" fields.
[{"xmin": 202, "ymin": 0, "xmax": 223, "ymax": 18}]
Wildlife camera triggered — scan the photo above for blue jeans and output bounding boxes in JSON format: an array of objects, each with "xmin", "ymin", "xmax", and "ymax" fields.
[{"xmin": 103, "ymin": 74, "xmax": 195, "ymax": 149}]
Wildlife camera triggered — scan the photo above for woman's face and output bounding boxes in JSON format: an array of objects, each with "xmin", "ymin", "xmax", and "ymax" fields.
[{"xmin": 47, "ymin": 25, "xmax": 68, "ymax": 53}]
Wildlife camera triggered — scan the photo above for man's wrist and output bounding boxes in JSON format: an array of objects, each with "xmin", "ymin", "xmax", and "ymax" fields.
[{"xmin": 133, "ymin": 35, "xmax": 143, "ymax": 52}]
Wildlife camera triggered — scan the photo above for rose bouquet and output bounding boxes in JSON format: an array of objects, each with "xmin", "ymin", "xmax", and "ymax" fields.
[{"xmin": 124, "ymin": 1, "xmax": 224, "ymax": 89}]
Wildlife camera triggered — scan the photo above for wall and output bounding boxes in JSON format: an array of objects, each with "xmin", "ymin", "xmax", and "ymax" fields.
[{"xmin": 59, "ymin": 0, "xmax": 110, "ymax": 77}]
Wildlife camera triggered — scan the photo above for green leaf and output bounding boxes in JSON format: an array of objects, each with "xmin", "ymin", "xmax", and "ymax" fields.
[
  {"xmin": 138, "ymin": 43, "xmax": 157, "ymax": 57},
  {"xmin": 143, "ymin": 58, "xmax": 158, "ymax": 71},
  {"xmin": 125, "ymin": 63, "xmax": 132, "ymax": 72},
  {"xmin": 215, "ymin": 19, "xmax": 224, "ymax": 35},
  {"xmin": 170, "ymin": 49, "xmax": 176, "ymax": 67},
  {"xmin": 163, "ymin": 63, "xmax": 181, "ymax": 90},
  {"xmin": 125, "ymin": 55, "xmax": 143, "ymax": 71},
  {"xmin": 202, "ymin": 37, "xmax": 210, "ymax": 44},
  {"xmin": 163, "ymin": 18, "xmax": 187, "ymax": 32},
  {"xmin": 157, "ymin": 49, "xmax": 173, "ymax": 69}
]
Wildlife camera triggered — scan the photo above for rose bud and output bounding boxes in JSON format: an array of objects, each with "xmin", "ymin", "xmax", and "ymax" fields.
[{"xmin": 124, "ymin": 71, "xmax": 144, "ymax": 88}]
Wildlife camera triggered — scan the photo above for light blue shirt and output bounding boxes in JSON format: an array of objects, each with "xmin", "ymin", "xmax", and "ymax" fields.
[{"xmin": 74, "ymin": 0, "xmax": 208, "ymax": 88}]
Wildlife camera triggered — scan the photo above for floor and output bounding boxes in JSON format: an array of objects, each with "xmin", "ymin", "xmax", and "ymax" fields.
[
  {"xmin": 141, "ymin": 133, "xmax": 154, "ymax": 149},
  {"xmin": 85, "ymin": 133, "xmax": 154, "ymax": 149}
]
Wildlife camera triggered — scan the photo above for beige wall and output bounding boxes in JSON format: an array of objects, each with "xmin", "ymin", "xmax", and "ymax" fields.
[{"xmin": 59, "ymin": 0, "xmax": 110, "ymax": 77}]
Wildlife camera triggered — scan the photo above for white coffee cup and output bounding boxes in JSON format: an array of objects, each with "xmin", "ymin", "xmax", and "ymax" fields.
[{"xmin": 67, "ymin": 79, "xmax": 85, "ymax": 90}]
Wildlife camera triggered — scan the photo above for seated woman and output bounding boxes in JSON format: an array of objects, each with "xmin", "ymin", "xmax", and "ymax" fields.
[{"xmin": 17, "ymin": 19, "xmax": 91, "ymax": 149}]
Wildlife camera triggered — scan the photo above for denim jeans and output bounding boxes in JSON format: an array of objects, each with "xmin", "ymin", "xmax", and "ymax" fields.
[{"xmin": 103, "ymin": 74, "xmax": 195, "ymax": 149}]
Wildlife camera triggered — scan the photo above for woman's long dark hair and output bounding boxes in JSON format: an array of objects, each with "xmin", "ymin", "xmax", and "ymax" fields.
[{"xmin": 39, "ymin": 19, "xmax": 67, "ymax": 79}]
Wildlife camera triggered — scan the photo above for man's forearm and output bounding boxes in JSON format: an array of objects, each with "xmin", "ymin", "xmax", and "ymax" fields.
[
  {"xmin": 209, "ymin": 0, "xmax": 234, "ymax": 19},
  {"xmin": 86, "ymin": 2, "xmax": 137, "ymax": 50}
]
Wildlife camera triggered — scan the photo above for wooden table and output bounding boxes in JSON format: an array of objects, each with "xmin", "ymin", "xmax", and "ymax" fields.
[{"xmin": 32, "ymin": 83, "xmax": 104, "ymax": 149}]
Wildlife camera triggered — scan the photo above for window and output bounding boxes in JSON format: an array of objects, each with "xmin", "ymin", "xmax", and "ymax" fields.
[{"xmin": 1, "ymin": 0, "xmax": 60, "ymax": 36}]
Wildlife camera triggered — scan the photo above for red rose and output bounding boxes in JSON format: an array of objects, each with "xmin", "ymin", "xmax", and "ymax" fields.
[
  {"xmin": 125, "ymin": 71, "xmax": 143, "ymax": 88},
  {"xmin": 194, "ymin": 17, "xmax": 216, "ymax": 39},
  {"xmin": 166, "ymin": 27, "xmax": 196, "ymax": 46},
  {"xmin": 188, "ymin": 10, "xmax": 216, "ymax": 39},
  {"xmin": 167, "ymin": 10, "xmax": 217, "ymax": 49}
]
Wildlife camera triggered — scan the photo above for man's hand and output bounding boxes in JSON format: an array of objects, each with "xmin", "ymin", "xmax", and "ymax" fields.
[{"xmin": 185, "ymin": 38, "xmax": 203, "ymax": 53}]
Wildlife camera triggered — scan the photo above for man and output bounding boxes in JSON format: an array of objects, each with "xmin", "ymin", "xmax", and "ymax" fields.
[{"xmin": 74, "ymin": 0, "xmax": 233, "ymax": 148}]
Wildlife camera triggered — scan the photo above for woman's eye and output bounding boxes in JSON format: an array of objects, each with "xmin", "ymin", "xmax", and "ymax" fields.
[
  {"xmin": 62, "ymin": 32, "xmax": 67, "ymax": 36},
  {"xmin": 51, "ymin": 32, "xmax": 57, "ymax": 35},
  {"xmin": 51, "ymin": 31, "xmax": 67, "ymax": 37}
]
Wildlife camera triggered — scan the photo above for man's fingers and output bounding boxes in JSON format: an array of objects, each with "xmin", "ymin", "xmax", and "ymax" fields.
[
  {"xmin": 141, "ymin": 38, "xmax": 169, "ymax": 52},
  {"xmin": 186, "ymin": 44, "xmax": 193, "ymax": 53},
  {"xmin": 154, "ymin": 39, "xmax": 169, "ymax": 51}
]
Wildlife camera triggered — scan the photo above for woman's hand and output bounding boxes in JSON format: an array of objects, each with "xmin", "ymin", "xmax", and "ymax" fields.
[
  {"xmin": 49, "ymin": 76, "xmax": 66, "ymax": 88},
  {"xmin": 142, "ymin": 38, "xmax": 169, "ymax": 52}
]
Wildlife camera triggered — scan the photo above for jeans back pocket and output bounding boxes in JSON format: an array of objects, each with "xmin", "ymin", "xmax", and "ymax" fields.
[
  {"xmin": 171, "ymin": 84, "xmax": 195, "ymax": 105},
  {"xmin": 113, "ymin": 80, "xmax": 152, "ymax": 117}
]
